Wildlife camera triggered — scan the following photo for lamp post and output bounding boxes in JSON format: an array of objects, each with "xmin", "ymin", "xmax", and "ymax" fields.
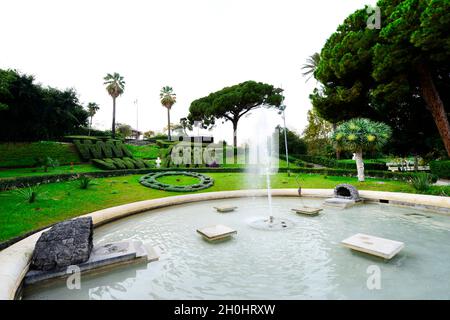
[{"xmin": 279, "ymin": 104, "xmax": 290, "ymax": 176}]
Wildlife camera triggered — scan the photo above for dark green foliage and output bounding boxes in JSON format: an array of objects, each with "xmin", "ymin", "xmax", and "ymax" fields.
[
  {"xmin": 0, "ymin": 69, "xmax": 88, "ymax": 141},
  {"xmin": 410, "ymin": 173, "xmax": 433, "ymax": 192},
  {"xmin": 156, "ymin": 140, "xmax": 176, "ymax": 148},
  {"xmin": 34, "ymin": 157, "xmax": 60, "ymax": 172},
  {"xmin": 78, "ymin": 175, "xmax": 95, "ymax": 189},
  {"xmin": 74, "ymin": 140, "xmax": 93, "ymax": 161},
  {"xmin": 0, "ymin": 142, "xmax": 81, "ymax": 168},
  {"xmin": 126, "ymin": 157, "xmax": 145, "ymax": 169},
  {"xmin": 105, "ymin": 140, "xmax": 123, "ymax": 157},
  {"xmin": 296, "ymin": 155, "xmax": 387, "ymax": 171},
  {"xmin": 111, "ymin": 158, "xmax": 127, "ymax": 169},
  {"xmin": 73, "ymin": 139, "xmax": 133, "ymax": 160},
  {"xmin": 277, "ymin": 126, "xmax": 307, "ymax": 156},
  {"xmin": 430, "ymin": 160, "xmax": 450, "ymax": 179},
  {"xmin": 312, "ymin": 0, "xmax": 450, "ymax": 157},
  {"xmin": 91, "ymin": 159, "xmax": 117, "ymax": 170},
  {"xmin": 139, "ymin": 171, "xmax": 214, "ymax": 192},
  {"xmin": 121, "ymin": 158, "xmax": 136, "ymax": 169},
  {"xmin": 188, "ymin": 81, "xmax": 284, "ymax": 157},
  {"xmin": 13, "ymin": 184, "xmax": 41, "ymax": 203}
]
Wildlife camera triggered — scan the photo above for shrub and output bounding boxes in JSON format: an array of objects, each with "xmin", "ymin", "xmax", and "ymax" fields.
[
  {"xmin": 91, "ymin": 159, "xmax": 117, "ymax": 170},
  {"xmin": 121, "ymin": 158, "xmax": 136, "ymax": 169},
  {"xmin": 78, "ymin": 175, "xmax": 95, "ymax": 189},
  {"xmin": 430, "ymin": 160, "xmax": 450, "ymax": 179},
  {"xmin": 410, "ymin": 173, "xmax": 433, "ymax": 192},
  {"xmin": 13, "ymin": 184, "xmax": 42, "ymax": 203},
  {"xmin": 112, "ymin": 158, "xmax": 127, "ymax": 169}
]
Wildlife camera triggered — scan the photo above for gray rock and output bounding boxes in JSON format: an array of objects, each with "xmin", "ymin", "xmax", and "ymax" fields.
[
  {"xmin": 334, "ymin": 184, "xmax": 361, "ymax": 201},
  {"xmin": 30, "ymin": 217, "xmax": 93, "ymax": 271}
]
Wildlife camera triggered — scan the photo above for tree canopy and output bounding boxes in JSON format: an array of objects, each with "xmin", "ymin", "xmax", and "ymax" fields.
[
  {"xmin": 187, "ymin": 81, "xmax": 284, "ymax": 157},
  {"xmin": 0, "ymin": 69, "xmax": 88, "ymax": 141},
  {"xmin": 333, "ymin": 118, "xmax": 392, "ymax": 181},
  {"xmin": 311, "ymin": 0, "xmax": 450, "ymax": 157}
]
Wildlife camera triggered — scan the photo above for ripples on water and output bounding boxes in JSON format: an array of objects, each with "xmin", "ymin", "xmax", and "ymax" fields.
[{"xmin": 24, "ymin": 197, "xmax": 450, "ymax": 300}]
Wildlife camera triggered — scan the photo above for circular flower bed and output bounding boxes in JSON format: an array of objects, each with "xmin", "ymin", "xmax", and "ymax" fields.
[{"xmin": 139, "ymin": 171, "xmax": 214, "ymax": 192}]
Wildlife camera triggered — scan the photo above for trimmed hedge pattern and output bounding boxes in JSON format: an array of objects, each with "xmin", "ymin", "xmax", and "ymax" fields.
[
  {"xmin": 430, "ymin": 160, "xmax": 450, "ymax": 179},
  {"xmin": 296, "ymin": 155, "xmax": 387, "ymax": 171},
  {"xmin": 0, "ymin": 167, "xmax": 431, "ymax": 191},
  {"xmin": 73, "ymin": 140, "xmax": 133, "ymax": 161},
  {"xmin": 139, "ymin": 171, "xmax": 214, "ymax": 192}
]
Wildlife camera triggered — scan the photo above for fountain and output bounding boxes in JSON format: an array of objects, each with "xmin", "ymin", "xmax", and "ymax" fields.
[{"xmin": 245, "ymin": 110, "xmax": 294, "ymax": 231}]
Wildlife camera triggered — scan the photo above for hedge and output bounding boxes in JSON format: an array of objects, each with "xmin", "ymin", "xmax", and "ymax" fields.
[
  {"xmin": 0, "ymin": 142, "xmax": 82, "ymax": 168},
  {"xmin": 296, "ymin": 155, "xmax": 387, "ymax": 171},
  {"xmin": 0, "ymin": 166, "xmax": 430, "ymax": 191},
  {"xmin": 430, "ymin": 160, "xmax": 450, "ymax": 179}
]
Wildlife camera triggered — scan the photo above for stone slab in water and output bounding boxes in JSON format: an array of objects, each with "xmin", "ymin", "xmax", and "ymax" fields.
[
  {"xmin": 30, "ymin": 217, "xmax": 93, "ymax": 271},
  {"xmin": 25, "ymin": 241, "xmax": 158, "ymax": 285},
  {"xmin": 323, "ymin": 198, "xmax": 358, "ymax": 209},
  {"xmin": 341, "ymin": 233, "xmax": 405, "ymax": 259},
  {"xmin": 291, "ymin": 207, "xmax": 323, "ymax": 216},
  {"xmin": 197, "ymin": 225, "xmax": 237, "ymax": 241},
  {"xmin": 213, "ymin": 206, "xmax": 238, "ymax": 213}
]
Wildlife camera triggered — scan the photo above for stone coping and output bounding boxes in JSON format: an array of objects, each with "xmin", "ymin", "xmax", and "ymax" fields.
[{"xmin": 0, "ymin": 188, "xmax": 449, "ymax": 300}]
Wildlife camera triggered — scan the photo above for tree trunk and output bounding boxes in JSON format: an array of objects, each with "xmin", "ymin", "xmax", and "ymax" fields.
[
  {"xmin": 112, "ymin": 97, "xmax": 116, "ymax": 138},
  {"xmin": 417, "ymin": 63, "xmax": 450, "ymax": 157},
  {"xmin": 167, "ymin": 107, "xmax": 171, "ymax": 141},
  {"xmin": 232, "ymin": 120, "xmax": 238, "ymax": 163},
  {"xmin": 333, "ymin": 123, "xmax": 340, "ymax": 160},
  {"xmin": 354, "ymin": 149, "xmax": 365, "ymax": 182},
  {"xmin": 89, "ymin": 116, "xmax": 92, "ymax": 136}
]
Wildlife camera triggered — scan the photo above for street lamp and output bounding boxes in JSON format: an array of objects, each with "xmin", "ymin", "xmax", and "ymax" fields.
[{"xmin": 278, "ymin": 104, "xmax": 290, "ymax": 176}]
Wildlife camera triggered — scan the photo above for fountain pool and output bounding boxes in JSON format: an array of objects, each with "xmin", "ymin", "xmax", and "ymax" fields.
[{"xmin": 24, "ymin": 197, "xmax": 450, "ymax": 300}]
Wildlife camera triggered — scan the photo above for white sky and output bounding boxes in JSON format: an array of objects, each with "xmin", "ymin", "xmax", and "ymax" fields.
[{"xmin": 0, "ymin": 0, "xmax": 375, "ymax": 145}]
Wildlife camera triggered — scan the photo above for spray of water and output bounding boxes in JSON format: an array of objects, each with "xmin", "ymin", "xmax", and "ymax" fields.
[{"xmin": 244, "ymin": 110, "xmax": 279, "ymax": 224}]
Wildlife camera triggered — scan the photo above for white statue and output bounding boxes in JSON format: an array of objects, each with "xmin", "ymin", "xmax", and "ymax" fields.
[{"xmin": 155, "ymin": 157, "xmax": 161, "ymax": 168}]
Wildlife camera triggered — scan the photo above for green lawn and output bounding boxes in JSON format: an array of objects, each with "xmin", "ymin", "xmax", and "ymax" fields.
[
  {"xmin": 0, "ymin": 164, "xmax": 101, "ymax": 179},
  {"xmin": 156, "ymin": 175, "xmax": 201, "ymax": 186},
  {"xmin": 125, "ymin": 144, "xmax": 160, "ymax": 159},
  {"xmin": 2, "ymin": 171, "xmax": 442, "ymax": 243}
]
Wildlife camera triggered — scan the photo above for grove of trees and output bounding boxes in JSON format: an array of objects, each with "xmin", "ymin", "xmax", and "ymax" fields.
[
  {"xmin": 0, "ymin": 69, "xmax": 88, "ymax": 142},
  {"xmin": 310, "ymin": 0, "xmax": 449, "ymax": 158}
]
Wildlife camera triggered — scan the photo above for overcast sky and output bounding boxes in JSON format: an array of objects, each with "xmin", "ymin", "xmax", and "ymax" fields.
[{"xmin": 0, "ymin": 0, "xmax": 376, "ymax": 144}]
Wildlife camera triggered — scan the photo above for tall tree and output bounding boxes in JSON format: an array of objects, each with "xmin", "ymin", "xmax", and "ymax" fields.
[
  {"xmin": 311, "ymin": 1, "xmax": 450, "ymax": 157},
  {"xmin": 372, "ymin": 0, "xmax": 450, "ymax": 156},
  {"xmin": 187, "ymin": 81, "xmax": 284, "ymax": 160},
  {"xmin": 160, "ymin": 86, "xmax": 176, "ymax": 141},
  {"xmin": 301, "ymin": 53, "xmax": 320, "ymax": 82},
  {"xmin": 333, "ymin": 118, "xmax": 391, "ymax": 182},
  {"xmin": 104, "ymin": 73, "xmax": 125, "ymax": 138},
  {"xmin": 86, "ymin": 102, "xmax": 99, "ymax": 136},
  {"xmin": 302, "ymin": 109, "xmax": 334, "ymax": 156}
]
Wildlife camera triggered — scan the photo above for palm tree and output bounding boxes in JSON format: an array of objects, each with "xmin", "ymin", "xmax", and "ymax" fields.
[
  {"xmin": 160, "ymin": 86, "xmax": 176, "ymax": 141},
  {"xmin": 86, "ymin": 102, "xmax": 99, "ymax": 136},
  {"xmin": 104, "ymin": 73, "xmax": 125, "ymax": 138},
  {"xmin": 333, "ymin": 118, "xmax": 392, "ymax": 182},
  {"xmin": 301, "ymin": 52, "xmax": 320, "ymax": 82}
]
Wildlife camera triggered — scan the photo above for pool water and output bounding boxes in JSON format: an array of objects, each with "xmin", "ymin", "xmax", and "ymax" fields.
[{"xmin": 24, "ymin": 197, "xmax": 450, "ymax": 300}]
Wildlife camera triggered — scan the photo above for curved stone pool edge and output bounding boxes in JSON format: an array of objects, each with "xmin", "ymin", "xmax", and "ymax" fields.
[{"xmin": 0, "ymin": 189, "xmax": 449, "ymax": 300}]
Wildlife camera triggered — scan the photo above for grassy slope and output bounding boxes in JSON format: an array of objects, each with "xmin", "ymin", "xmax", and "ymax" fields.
[
  {"xmin": 0, "ymin": 172, "xmax": 423, "ymax": 242},
  {"xmin": 0, "ymin": 164, "xmax": 100, "ymax": 179},
  {"xmin": 0, "ymin": 142, "xmax": 81, "ymax": 168},
  {"xmin": 125, "ymin": 144, "xmax": 160, "ymax": 159}
]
